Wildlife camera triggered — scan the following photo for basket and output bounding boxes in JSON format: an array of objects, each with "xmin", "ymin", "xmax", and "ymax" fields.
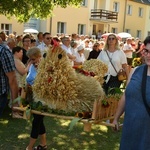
[{"xmin": 92, "ymin": 97, "xmax": 119, "ymax": 121}]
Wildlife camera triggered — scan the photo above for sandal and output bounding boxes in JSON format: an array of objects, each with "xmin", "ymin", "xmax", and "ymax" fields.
[
  {"xmin": 33, "ymin": 145, "xmax": 47, "ymax": 150},
  {"xmin": 12, "ymin": 111, "xmax": 23, "ymax": 119}
]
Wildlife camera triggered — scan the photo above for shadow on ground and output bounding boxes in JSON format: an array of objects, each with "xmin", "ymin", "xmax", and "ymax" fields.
[{"xmin": 0, "ymin": 107, "xmax": 122, "ymax": 150}]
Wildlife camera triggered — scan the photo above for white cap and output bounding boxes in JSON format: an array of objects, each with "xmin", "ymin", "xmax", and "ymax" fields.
[{"xmin": 77, "ymin": 45, "xmax": 84, "ymax": 51}]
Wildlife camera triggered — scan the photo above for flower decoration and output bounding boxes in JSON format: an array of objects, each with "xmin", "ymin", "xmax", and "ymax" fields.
[
  {"xmin": 73, "ymin": 65, "xmax": 95, "ymax": 77},
  {"xmin": 132, "ymin": 57, "xmax": 142, "ymax": 68},
  {"xmin": 73, "ymin": 59, "xmax": 108, "ymax": 85},
  {"xmin": 82, "ymin": 59, "xmax": 108, "ymax": 85}
]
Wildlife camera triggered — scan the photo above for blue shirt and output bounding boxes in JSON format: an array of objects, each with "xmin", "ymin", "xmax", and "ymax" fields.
[
  {"xmin": 0, "ymin": 44, "xmax": 16, "ymax": 95},
  {"xmin": 26, "ymin": 64, "xmax": 37, "ymax": 86}
]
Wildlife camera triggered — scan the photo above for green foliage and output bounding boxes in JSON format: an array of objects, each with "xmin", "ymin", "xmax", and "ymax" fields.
[
  {"xmin": 101, "ymin": 99, "xmax": 109, "ymax": 107},
  {"xmin": 30, "ymin": 101, "xmax": 43, "ymax": 111},
  {"xmin": 69, "ymin": 118, "xmax": 82, "ymax": 131},
  {"xmin": 29, "ymin": 101, "xmax": 76, "ymax": 116},
  {"xmin": 0, "ymin": 0, "xmax": 83, "ymax": 22},
  {"xmin": 102, "ymin": 87, "xmax": 123, "ymax": 107},
  {"xmin": 107, "ymin": 87, "xmax": 123, "ymax": 95}
]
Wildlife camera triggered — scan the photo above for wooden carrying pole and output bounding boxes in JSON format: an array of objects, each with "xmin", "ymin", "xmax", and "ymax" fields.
[{"xmin": 13, "ymin": 107, "xmax": 116, "ymax": 131}]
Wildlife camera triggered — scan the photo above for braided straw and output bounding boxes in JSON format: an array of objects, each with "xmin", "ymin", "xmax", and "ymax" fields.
[{"xmin": 33, "ymin": 46, "xmax": 105, "ymax": 113}]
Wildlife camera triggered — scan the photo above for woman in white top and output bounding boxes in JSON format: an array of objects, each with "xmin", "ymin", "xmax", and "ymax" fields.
[
  {"xmin": 97, "ymin": 34, "xmax": 129, "ymax": 94},
  {"xmin": 74, "ymin": 45, "xmax": 86, "ymax": 66}
]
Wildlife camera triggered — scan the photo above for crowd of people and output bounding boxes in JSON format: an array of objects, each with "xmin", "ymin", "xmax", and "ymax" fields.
[{"xmin": 0, "ymin": 30, "xmax": 148, "ymax": 149}]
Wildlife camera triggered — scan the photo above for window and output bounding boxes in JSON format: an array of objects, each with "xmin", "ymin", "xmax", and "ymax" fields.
[
  {"xmin": 113, "ymin": 2, "xmax": 119, "ymax": 12},
  {"xmin": 57, "ymin": 22, "xmax": 66, "ymax": 34},
  {"xmin": 127, "ymin": 5, "xmax": 132, "ymax": 15},
  {"xmin": 78, "ymin": 24, "xmax": 86, "ymax": 35},
  {"xmin": 81, "ymin": 0, "xmax": 88, "ymax": 7},
  {"xmin": 137, "ymin": 30, "xmax": 141, "ymax": 39},
  {"xmin": 139, "ymin": 8, "xmax": 143, "ymax": 17},
  {"xmin": 111, "ymin": 28, "xmax": 117, "ymax": 34},
  {"xmin": 125, "ymin": 29, "xmax": 130, "ymax": 33},
  {"xmin": 94, "ymin": 0, "xmax": 98, "ymax": 9},
  {"xmin": 1, "ymin": 24, "xmax": 12, "ymax": 35}
]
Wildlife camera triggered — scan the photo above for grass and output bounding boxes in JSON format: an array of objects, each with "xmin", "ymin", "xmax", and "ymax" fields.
[{"xmin": 0, "ymin": 107, "xmax": 122, "ymax": 150}]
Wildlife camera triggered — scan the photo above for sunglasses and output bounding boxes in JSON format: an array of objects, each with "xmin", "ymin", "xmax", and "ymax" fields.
[
  {"xmin": 108, "ymin": 37, "xmax": 115, "ymax": 41},
  {"xmin": 46, "ymin": 37, "xmax": 51, "ymax": 40},
  {"xmin": 143, "ymin": 48, "xmax": 150, "ymax": 55}
]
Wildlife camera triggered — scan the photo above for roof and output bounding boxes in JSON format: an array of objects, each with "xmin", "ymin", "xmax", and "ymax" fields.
[{"xmin": 134, "ymin": 0, "xmax": 150, "ymax": 5}]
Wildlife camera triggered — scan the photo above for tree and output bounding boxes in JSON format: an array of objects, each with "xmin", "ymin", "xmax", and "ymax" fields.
[{"xmin": 0, "ymin": 0, "xmax": 83, "ymax": 22}]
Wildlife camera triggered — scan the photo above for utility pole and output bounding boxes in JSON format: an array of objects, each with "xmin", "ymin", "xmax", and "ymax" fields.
[
  {"xmin": 50, "ymin": 17, "xmax": 52, "ymax": 34},
  {"xmin": 123, "ymin": 0, "xmax": 128, "ymax": 32}
]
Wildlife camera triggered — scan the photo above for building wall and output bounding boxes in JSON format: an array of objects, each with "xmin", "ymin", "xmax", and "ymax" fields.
[
  {"xmin": 108, "ymin": 0, "xmax": 126, "ymax": 32},
  {"xmin": 51, "ymin": 5, "xmax": 90, "ymax": 36},
  {"xmin": 0, "ymin": 15, "xmax": 23, "ymax": 35},
  {"xmin": 145, "ymin": 6, "xmax": 150, "ymax": 36},
  {"xmin": 125, "ymin": 0, "xmax": 147, "ymax": 39},
  {"xmin": 97, "ymin": 0, "xmax": 149, "ymax": 40},
  {"xmin": 0, "ymin": 0, "xmax": 150, "ymax": 40}
]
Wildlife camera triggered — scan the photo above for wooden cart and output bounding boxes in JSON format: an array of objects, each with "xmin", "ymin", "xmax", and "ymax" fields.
[{"xmin": 14, "ymin": 97, "xmax": 122, "ymax": 132}]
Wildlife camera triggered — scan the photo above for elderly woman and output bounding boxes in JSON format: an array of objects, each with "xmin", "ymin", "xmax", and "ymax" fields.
[
  {"xmin": 26, "ymin": 47, "xmax": 47, "ymax": 150},
  {"xmin": 70, "ymin": 40, "xmax": 78, "ymax": 55},
  {"xmin": 97, "ymin": 33, "xmax": 129, "ymax": 94},
  {"xmin": 113, "ymin": 35, "xmax": 150, "ymax": 150},
  {"xmin": 74, "ymin": 45, "xmax": 86, "ymax": 66}
]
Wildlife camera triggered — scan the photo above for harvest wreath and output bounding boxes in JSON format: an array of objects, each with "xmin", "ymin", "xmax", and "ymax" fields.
[
  {"xmin": 15, "ymin": 87, "xmax": 122, "ymax": 121},
  {"xmin": 32, "ymin": 47, "xmax": 107, "ymax": 113},
  {"xmin": 13, "ymin": 46, "xmax": 121, "ymax": 130}
]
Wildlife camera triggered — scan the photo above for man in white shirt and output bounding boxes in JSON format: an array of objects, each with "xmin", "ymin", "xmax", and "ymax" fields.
[
  {"xmin": 123, "ymin": 37, "xmax": 135, "ymax": 67},
  {"xmin": 37, "ymin": 32, "xmax": 51, "ymax": 56},
  {"xmin": 6, "ymin": 38, "xmax": 16, "ymax": 52},
  {"xmin": 36, "ymin": 32, "xmax": 43, "ymax": 46},
  {"xmin": 61, "ymin": 36, "xmax": 76, "ymax": 65}
]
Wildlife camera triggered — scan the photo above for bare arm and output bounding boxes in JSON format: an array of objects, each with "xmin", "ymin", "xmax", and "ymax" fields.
[
  {"xmin": 5, "ymin": 71, "xmax": 19, "ymax": 102},
  {"xmin": 74, "ymin": 61, "xmax": 82, "ymax": 65},
  {"xmin": 122, "ymin": 63, "xmax": 129, "ymax": 78},
  {"xmin": 67, "ymin": 53, "xmax": 76, "ymax": 61},
  {"xmin": 113, "ymin": 68, "xmax": 136, "ymax": 130},
  {"xmin": 113, "ymin": 93, "xmax": 125, "ymax": 122},
  {"xmin": 15, "ymin": 59, "xmax": 31, "ymax": 75},
  {"xmin": 124, "ymin": 49, "xmax": 134, "ymax": 53}
]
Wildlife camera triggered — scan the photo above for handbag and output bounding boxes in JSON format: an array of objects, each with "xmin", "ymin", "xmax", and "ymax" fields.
[
  {"xmin": 106, "ymin": 50, "xmax": 127, "ymax": 81},
  {"xmin": 117, "ymin": 69, "xmax": 127, "ymax": 81},
  {"xmin": 141, "ymin": 65, "xmax": 150, "ymax": 116}
]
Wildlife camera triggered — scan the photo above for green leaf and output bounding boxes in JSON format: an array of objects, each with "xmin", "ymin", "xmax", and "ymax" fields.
[
  {"xmin": 69, "ymin": 118, "xmax": 82, "ymax": 131},
  {"xmin": 13, "ymin": 96, "xmax": 21, "ymax": 104},
  {"xmin": 0, "ymin": 0, "xmax": 83, "ymax": 22},
  {"xmin": 25, "ymin": 107, "xmax": 31, "ymax": 120},
  {"xmin": 108, "ymin": 87, "xmax": 123, "ymax": 95},
  {"xmin": 114, "ymin": 87, "xmax": 122, "ymax": 94}
]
